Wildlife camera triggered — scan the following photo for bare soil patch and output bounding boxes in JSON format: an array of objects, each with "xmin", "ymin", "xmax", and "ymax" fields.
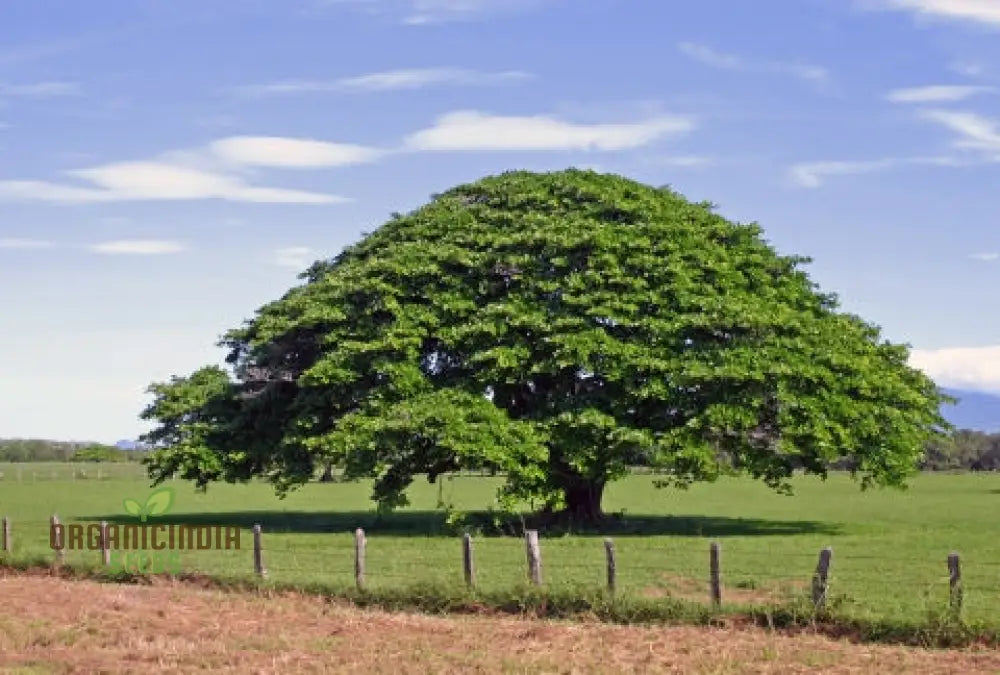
[{"xmin": 1, "ymin": 572, "xmax": 999, "ymax": 674}]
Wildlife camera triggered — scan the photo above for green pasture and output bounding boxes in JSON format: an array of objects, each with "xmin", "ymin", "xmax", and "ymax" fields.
[{"xmin": 2, "ymin": 463, "xmax": 1000, "ymax": 626}]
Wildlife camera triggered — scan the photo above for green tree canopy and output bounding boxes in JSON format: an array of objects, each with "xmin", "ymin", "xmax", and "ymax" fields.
[{"xmin": 141, "ymin": 169, "xmax": 950, "ymax": 522}]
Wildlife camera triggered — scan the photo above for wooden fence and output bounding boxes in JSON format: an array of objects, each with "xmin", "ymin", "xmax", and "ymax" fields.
[{"xmin": 0, "ymin": 515, "xmax": 968, "ymax": 615}]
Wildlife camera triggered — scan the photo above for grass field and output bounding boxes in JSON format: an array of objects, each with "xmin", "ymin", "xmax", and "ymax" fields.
[{"xmin": 3, "ymin": 463, "xmax": 1000, "ymax": 630}]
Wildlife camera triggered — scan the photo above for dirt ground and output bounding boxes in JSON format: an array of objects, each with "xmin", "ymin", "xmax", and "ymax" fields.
[{"xmin": 1, "ymin": 573, "xmax": 999, "ymax": 674}]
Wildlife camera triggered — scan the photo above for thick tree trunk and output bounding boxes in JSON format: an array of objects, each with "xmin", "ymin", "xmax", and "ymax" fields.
[
  {"xmin": 562, "ymin": 480, "xmax": 605, "ymax": 524},
  {"xmin": 318, "ymin": 462, "xmax": 334, "ymax": 483}
]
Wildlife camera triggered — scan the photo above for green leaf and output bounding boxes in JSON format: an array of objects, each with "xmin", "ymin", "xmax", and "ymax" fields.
[
  {"xmin": 123, "ymin": 499, "xmax": 142, "ymax": 517},
  {"xmin": 143, "ymin": 488, "xmax": 174, "ymax": 517}
]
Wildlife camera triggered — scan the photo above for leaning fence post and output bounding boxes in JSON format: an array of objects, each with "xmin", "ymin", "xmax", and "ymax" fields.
[
  {"xmin": 355, "ymin": 527, "xmax": 366, "ymax": 590},
  {"xmin": 252, "ymin": 524, "xmax": 266, "ymax": 578},
  {"xmin": 462, "ymin": 534, "xmax": 475, "ymax": 588},
  {"xmin": 604, "ymin": 538, "xmax": 617, "ymax": 593},
  {"xmin": 709, "ymin": 541, "xmax": 722, "ymax": 608},
  {"xmin": 51, "ymin": 515, "xmax": 64, "ymax": 565},
  {"xmin": 99, "ymin": 521, "xmax": 110, "ymax": 566},
  {"xmin": 1, "ymin": 516, "xmax": 10, "ymax": 553},
  {"xmin": 812, "ymin": 547, "xmax": 833, "ymax": 609},
  {"xmin": 948, "ymin": 552, "xmax": 962, "ymax": 616},
  {"xmin": 525, "ymin": 530, "xmax": 542, "ymax": 585}
]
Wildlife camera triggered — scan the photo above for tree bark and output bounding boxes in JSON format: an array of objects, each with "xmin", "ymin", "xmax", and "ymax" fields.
[
  {"xmin": 318, "ymin": 462, "xmax": 334, "ymax": 483},
  {"xmin": 562, "ymin": 479, "xmax": 605, "ymax": 524}
]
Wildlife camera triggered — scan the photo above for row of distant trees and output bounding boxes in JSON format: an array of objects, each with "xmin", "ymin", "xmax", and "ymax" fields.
[
  {"xmin": 0, "ymin": 439, "xmax": 148, "ymax": 463},
  {"xmin": 2, "ymin": 433, "xmax": 999, "ymax": 470}
]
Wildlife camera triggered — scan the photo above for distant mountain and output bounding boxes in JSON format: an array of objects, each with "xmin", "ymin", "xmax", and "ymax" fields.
[
  {"xmin": 115, "ymin": 439, "xmax": 140, "ymax": 450},
  {"xmin": 940, "ymin": 389, "xmax": 1000, "ymax": 433}
]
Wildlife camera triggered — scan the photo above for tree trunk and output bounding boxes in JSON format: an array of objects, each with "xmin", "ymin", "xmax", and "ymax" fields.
[
  {"xmin": 318, "ymin": 462, "xmax": 334, "ymax": 483},
  {"xmin": 562, "ymin": 479, "xmax": 605, "ymax": 524}
]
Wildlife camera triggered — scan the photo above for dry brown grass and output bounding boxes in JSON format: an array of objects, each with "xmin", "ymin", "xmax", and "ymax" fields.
[{"xmin": 1, "ymin": 571, "xmax": 999, "ymax": 674}]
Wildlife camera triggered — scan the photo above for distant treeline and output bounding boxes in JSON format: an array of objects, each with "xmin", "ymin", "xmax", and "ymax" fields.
[
  {"xmin": 1, "ymin": 432, "xmax": 998, "ymax": 470},
  {"xmin": 0, "ymin": 439, "xmax": 148, "ymax": 463},
  {"xmin": 921, "ymin": 430, "xmax": 1000, "ymax": 471}
]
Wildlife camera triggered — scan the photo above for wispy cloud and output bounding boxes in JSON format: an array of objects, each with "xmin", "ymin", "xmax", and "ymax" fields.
[
  {"xmin": 920, "ymin": 109, "xmax": 1000, "ymax": 153},
  {"xmin": 312, "ymin": 0, "xmax": 547, "ymax": 23},
  {"xmin": 874, "ymin": 0, "xmax": 1000, "ymax": 27},
  {"xmin": 650, "ymin": 155, "xmax": 714, "ymax": 168},
  {"xmin": 0, "ymin": 81, "xmax": 81, "ymax": 97},
  {"xmin": 970, "ymin": 252, "xmax": 999, "ymax": 261},
  {"xmin": 0, "ymin": 135, "xmax": 365, "ymax": 204},
  {"xmin": 89, "ymin": 240, "xmax": 185, "ymax": 255},
  {"xmin": 403, "ymin": 0, "xmax": 544, "ymax": 24},
  {"xmin": 910, "ymin": 345, "xmax": 1000, "ymax": 393},
  {"xmin": 0, "ymin": 163, "xmax": 346, "ymax": 205},
  {"xmin": 676, "ymin": 42, "xmax": 828, "ymax": 85},
  {"xmin": 789, "ymin": 156, "xmax": 963, "ymax": 187},
  {"xmin": 210, "ymin": 136, "xmax": 383, "ymax": 168},
  {"xmin": 403, "ymin": 110, "xmax": 695, "ymax": 151},
  {"xmin": 0, "ymin": 238, "xmax": 54, "ymax": 249},
  {"xmin": 236, "ymin": 67, "xmax": 531, "ymax": 96},
  {"xmin": 885, "ymin": 85, "xmax": 995, "ymax": 103},
  {"xmin": 273, "ymin": 246, "xmax": 316, "ymax": 269},
  {"xmin": 789, "ymin": 159, "xmax": 898, "ymax": 187},
  {"xmin": 951, "ymin": 61, "xmax": 987, "ymax": 77}
]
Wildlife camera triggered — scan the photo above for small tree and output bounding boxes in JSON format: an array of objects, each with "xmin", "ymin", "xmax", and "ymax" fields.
[{"xmin": 141, "ymin": 169, "xmax": 950, "ymax": 522}]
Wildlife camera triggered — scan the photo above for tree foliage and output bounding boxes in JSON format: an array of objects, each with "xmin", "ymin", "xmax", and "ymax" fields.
[{"xmin": 141, "ymin": 169, "xmax": 951, "ymax": 521}]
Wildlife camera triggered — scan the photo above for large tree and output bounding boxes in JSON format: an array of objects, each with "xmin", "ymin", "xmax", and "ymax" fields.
[{"xmin": 141, "ymin": 169, "xmax": 950, "ymax": 522}]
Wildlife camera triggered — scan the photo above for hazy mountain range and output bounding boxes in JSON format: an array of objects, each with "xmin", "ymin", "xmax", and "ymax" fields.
[{"xmin": 940, "ymin": 389, "xmax": 1000, "ymax": 433}]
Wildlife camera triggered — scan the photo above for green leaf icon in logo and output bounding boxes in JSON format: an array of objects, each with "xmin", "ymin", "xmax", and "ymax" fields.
[
  {"xmin": 123, "ymin": 499, "xmax": 143, "ymax": 518},
  {"xmin": 123, "ymin": 488, "xmax": 174, "ymax": 522}
]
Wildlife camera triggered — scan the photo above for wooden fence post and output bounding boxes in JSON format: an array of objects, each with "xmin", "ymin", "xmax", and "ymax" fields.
[
  {"xmin": 812, "ymin": 547, "xmax": 833, "ymax": 609},
  {"xmin": 355, "ymin": 528, "xmax": 366, "ymax": 590},
  {"xmin": 948, "ymin": 552, "xmax": 962, "ymax": 615},
  {"xmin": 604, "ymin": 538, "xmax": 617, "ymax": 594},
  {"xmin": 99, "ymin": 521, "xmax": 110, "ymax": 566},
  {"xmin": 252, "ymin": 524, "xmax": 266, "ymax": 578},
  {"xmin": 1, "ymin": 516, "xmax": 9, "ymax": 553},
  {"xmin": 709, "ymin": 541, "xmax": 722, "ymax": 608},
  {"xmin": 462, "ymin": 534, "xmax": 475, "ymax": 588},
  {"xmin": 525, "ymin": 530, "xmax": 542, "ymax": 585},
  {"xmin": 51, "ymin": 515, "xmax": 64, "ymax": 565}
]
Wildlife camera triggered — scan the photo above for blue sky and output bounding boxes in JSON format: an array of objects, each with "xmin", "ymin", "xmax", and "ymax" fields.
[{"xmin": 3, "ymin": 0, "xmax": 1000, "ymax": 442}]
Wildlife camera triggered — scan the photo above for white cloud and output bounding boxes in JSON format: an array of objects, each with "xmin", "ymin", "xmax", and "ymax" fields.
[
  {"xmin": 89, "ymin": 240, "xmax": 185, "ymax": 255},
  {"xmin": 876, "ymin": 0, "xmax": 1000, "ymax": 27},
  {"xmin": 341, "ymin": 67, "xmax": 530, "ymax": 90},
  {"xmin": 920, "ymin": 109, "xmax": 1000, "ymax": 153},
  {"xmin": 789, "ymin": 155, "xmax": 968, "ymax": 187},
  {"xmin": 210, "ymin": 136, "xmax": 383, "ymax": 167},
  {"xmin": 652, "ymin": 155, "xmax": 714, "ymax": 168},
  {"xmin": 789, "ymin": 159, "xmax": 898, "ymax": 187},
  {"xmin": 403, "ymin": 110, "xmax": 694, "ymax": 151},
  {"xmin": 886, "ymin": 84, "xmax": 995, "ymax": 102},
  {"xmin": 0, "ymin": 238, "xmax": 54, "ymax": 249},
  {"xmin": 236, "ymin": 68, "xmax": 531, "ymax": 96},
  {"xmin": 910, "ymin": 345, "xmax": 1000, "ymax": 393},
  {"xmin": 273, "ymin": 246, "xmax": 316, "ymax": 269},
  {"xmin": 403, "ymin": 0, "xmax": 542, "ymax": 24},
  {"xmin": 970, "ymin": 252, "xmax": 999, "ymax": 261},
  {"xmin": 676, "ymin": 42, "xmax": 828, "ymax": 85},
  {"xmin": 951, "ymin": 61, "xmax": 987, "ymax": 77},
  {"xmin": 0, "ymin": 159, "xmax": 349, "ymax": 205},
  {"xmin": 0, "ymin": 81, "xmax": 81, "ymax": 97}
]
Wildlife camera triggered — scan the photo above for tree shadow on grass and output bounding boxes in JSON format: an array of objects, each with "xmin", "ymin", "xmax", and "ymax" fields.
[{"xmin": 81, "ymin": 510, "xmax": 840, "ymax": 538}]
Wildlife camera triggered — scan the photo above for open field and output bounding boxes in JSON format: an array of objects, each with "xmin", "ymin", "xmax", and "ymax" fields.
[
  {"xmin": 3, "ymin": 466, "xmax": 1000, "ymax": 629},
  {"xmin": 2, "ymin": 573, "xmax": 1000, "ymax": 674}
]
